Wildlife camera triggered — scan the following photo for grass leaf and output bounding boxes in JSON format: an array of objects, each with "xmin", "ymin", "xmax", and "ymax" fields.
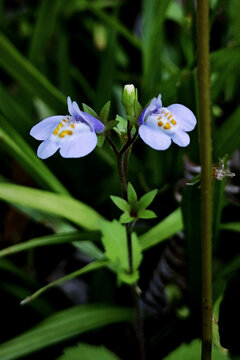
[
  {"xmin": 0, "ymin": 183, "xmax": 104, "ymax": 230},
  {"xmin": 0, "ymin": 305, "xmax": 134, "ymax": 360}
]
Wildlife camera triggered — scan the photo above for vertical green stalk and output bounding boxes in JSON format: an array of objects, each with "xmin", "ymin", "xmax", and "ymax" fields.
[{"xmin": 197, "ymin": 1, "xmax": 213, "ymax": 360}]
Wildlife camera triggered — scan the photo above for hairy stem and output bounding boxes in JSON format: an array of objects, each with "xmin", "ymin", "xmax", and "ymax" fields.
[{"xmin": 197, "ymin": 1, "xmax": 213, "ymax": 359}]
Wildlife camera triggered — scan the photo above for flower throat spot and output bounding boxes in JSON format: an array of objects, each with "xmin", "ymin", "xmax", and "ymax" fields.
[
  {"xmin": 164, "ymin": 123, "xmax": 171, "ymax": 130},
  {"xmin": 53, "ymin": 122, "xmax": 63, "ymax": 135},
  {"xmin": 59, "ymin": 130, "xmax": 73, "ymax": 138}
]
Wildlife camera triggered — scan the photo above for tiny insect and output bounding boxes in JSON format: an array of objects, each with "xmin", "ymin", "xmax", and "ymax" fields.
[{"xmin": 212, "ymin": 159, "xmax": 235, "ymax": 181}]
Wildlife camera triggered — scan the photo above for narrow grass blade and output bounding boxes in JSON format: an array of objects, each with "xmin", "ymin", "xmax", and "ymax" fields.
[
  {"xmin": 0, "ymin": 305, "xmax": 134, "ymax": 360},
  {"xmin": 0, "ymin": 32, "xmax": 65, "ymax": 111},
  {"xmin": 0, "ymin": 231, "xmax": 99, "ymax": 258},
  {"xmin": 0, "ymin": 183, "xmax": 104, "ymax": 230},
  {"xmin": 21, "ymin": 260, "xmax": 109, "ymax": 305},
  {"xmin": 139, "ymin": 207, "xmax": 183, "ymax": 250}
]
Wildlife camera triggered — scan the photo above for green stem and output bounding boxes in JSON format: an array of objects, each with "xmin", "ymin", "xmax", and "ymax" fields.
[
  {"xmin": 197, "ymin": 1, "xmax": 213, "ymax": 359},
  {"xmin": 109, "ymin": 131, "xmax": 145, "ymax": 360}
]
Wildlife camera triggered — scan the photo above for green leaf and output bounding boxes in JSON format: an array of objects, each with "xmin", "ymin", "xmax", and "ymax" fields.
[
  {"xmin": 0, "ymin": 305, "xmax": 134, "ymax": 360},
  {"xmin": 0, "ymin": 183, "xmax": 104, "ymax": 230},
  {"xmin": 57, "ymin": 343, "xmax": 121, "ymax": 360},
  {"xmin": 110, "ymin": 195, "xmax": 130, "ymax": 212},
  {"xmin": 114, "ymin": 115, "xmax": 128, "ymax": 135},
  {"xmin": 214, "ymin": 106, "xmax": 240, "ymax": 157},
  {"xmin": 220, "ymin": 222, "xmax": 240, "ymax": 232},
  {"xmin": 100, "ymin": 100, "xmax": 111, "ymax": 123},
  {"xmin": 137, "ymin": 209, "xmax": 157, "ymax": 219},
  {"xmin": 82, "ymin": 103, "xmax": 98, "ymax": 118},
  {"xmin": 163, "ymin": 339, "xmax": 231, "ymax": 360},
  {"xmin": 0, "ymin": 115, "xmax": 69, "ymax": 195},
  {"xmin": 138, "ymin": 189, "xmax": 158, "ymax": 210},
  {"xmin": 106, "ymin": 120, "xmax": 119, "ymax": 130},
  {"xmin": 0, "ymin": 32, "xmax": 66, "ymax": 111},
  {"xmin": 21, "ymin": 260, "xmax": 109, "ymax": 305},
  {"xmin": 139, "ymin": 208, "xmax": 183, "ymax": 250},
  {"xmin": 127, "ymin": 182, "xmax": 138, "ymax": 206},
  {"xmin": 97, "ymin": 134, "xmax": 105, "ymax": 148},
  {"xmin": 119, "ymin": 213, "xmax": 135, "ymax": 224},
  {"xmin": 29, "ymin": 0, "xmax": 64, "ymax": 69},
  {"xmin": 213, "ymin": 296, "xmax": 229, "ymax": 355},
  {"xmin": 100, "ymin": 220, "xmax": 142, "ymax": 283},
  {"xmin": 0, "ymin": 231, "xmax": 99, "ymax": 258}
]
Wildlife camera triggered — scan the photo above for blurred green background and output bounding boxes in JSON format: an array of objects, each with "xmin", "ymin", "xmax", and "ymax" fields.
[{"xmin": 0, "ymin": 0, "xmax": 240, "ymax": 359}]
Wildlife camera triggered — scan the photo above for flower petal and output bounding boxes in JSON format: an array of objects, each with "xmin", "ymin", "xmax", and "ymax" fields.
[
  {"xmin": 30, "ymin": 116, "xmax": 64, "ymax": 140},
  {"xmin": 78, "ymin": 111, "xmax": 105, "ymax": 133},
  {"xmin": 172, "ymin": 130, "xmax": 190, "ymax": 147},
  {"xmin": 139, "ymin": 124, "xmax": 171, "ymax": 150},
  {"xmin": 167, "ymin": 104, "xmax": 197, "ymax": 131},
  {"xmin": 59, "ymin": 130, "xmax": 97, "ymax": 158},
  {"xmin": 139, "ymin": 94, "xmax": 162, "ymax": 124},
  {"xmin": 67, "ymin": 96, "xmax": 75, "ymax": 117},
  {"xmin": 138, "ymin": 107, "xmax": 148, "ymax": 124},
  {"xmin": 37, "ymin": 139, "xmax": 60, "ymax": 159}
]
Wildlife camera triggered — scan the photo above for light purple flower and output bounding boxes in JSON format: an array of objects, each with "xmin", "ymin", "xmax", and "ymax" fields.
[
  {"xmin": 30, "ymin": 97, "xmax": 105, "ymax": 159},
  {"xmin": 138, "ymin": 94, "xmax": 197, "ymax": 150}
]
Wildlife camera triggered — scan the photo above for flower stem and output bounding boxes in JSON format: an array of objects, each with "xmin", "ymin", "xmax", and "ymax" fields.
[
  {"xmin": 197, "ymin": 1, "xmax": 213, "ymax": 359},
  {"xmin": 109, "ymin": 131, "xmax": 145, "ymax": 360}
]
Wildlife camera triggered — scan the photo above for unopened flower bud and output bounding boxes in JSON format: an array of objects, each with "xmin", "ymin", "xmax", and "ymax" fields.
[{"xmin": 122, "ymin": 84, "xmax": 138, "ymax": 117}]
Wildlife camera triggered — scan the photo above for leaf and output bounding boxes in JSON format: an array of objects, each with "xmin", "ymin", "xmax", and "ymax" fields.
[
  {"xmin": 0, "ymin": 231, "xmax": 99, "ymax": 258},
  {"xmin": 82, "ymin": 103, "xmax": 98, "ymax": 118},
  {"xmin": 0, "ymin": 115, "xmax": 69, "ymax": 195},
  {"xmin": 139, "ymin": 208, "xmax": 183, "ymax": 250},
  {"xmin": 138, "ymin": 189, "xmax": 158, "ymax": 210},
  {"xmin": 100, "ymin": 220, "xmax": 142, "ymax": 283},
  {"xmin": 163, "ymin": 339, "xmax": 230, "ymax": 359},
  {"xmin": 100, "ymin": 100, "xmax": 111, "ymax": 123},
  {"xmin": 0, "ymin": 183, "xmax": 104, "ymax": 230},
  {"xmin": 220, "ymin": 222, "xmax": 240, "ymax": 232},
  {"xmin": 137, "ymin": 209, "xmax": 157, "ymax": 219},
  {"xmin": 0, "ymin": 305, "xmax": 134, "ymax": 360},
  {"xmin": 0, "ymin": 32, "xmax": 66, "ymax": 111},
  {"xmin": 114, "ymin": 115, "xmax": 128, "ymax": 135},
  {"xmin": 29, "ymin": 0, "xmax": 64, "ymax": 69},
  {"xmin": 57, "ymin": 343, "xmax": 121, "ymax": 360},
  {"xmin": 214, "ymin": 106, "xmax": 240, "ymax": 158},
  {"xmin": 119, "ymin": 213, "xmax": 135, "ymax": 224},
  {"xmin": 110, "ymin": 195, "xmax": 130, "ymax": 212},
  {"xmin": 127, "ymin": 182, "xmax": 138, "ymax": 206},
  {"xmin": 21, "ymin": 260, "xmax": 109, "ymax": 305},
  {"xmin": 97, "ymin": 134, "xmax": 105, "ymax": 148}
]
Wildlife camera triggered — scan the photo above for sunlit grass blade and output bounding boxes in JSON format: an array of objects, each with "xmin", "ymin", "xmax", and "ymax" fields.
[
  {"xmin": 0, "ymin": 231, "xmax": 99, "ymax": 258},
  {"xmin": 139, "ymin": 207, "xmax": 183, "ymax": 250},
  {"xmin": 0, "ymin": 305, "xmax": 134, "ymax": 360},
  {"xmin": 0, "ymin": 183, "xmax": 104, "ymax": 230},
  {"xmin": 0, "ymin": 115, "xmax": 69, "ymax": 195},
  {"xmin": 20, "ymin": 260, "xmax": 109, "ymax": 305},
  {"xmin": 0, "ymin": 32, "xmax": 65, "ymax": 111}
]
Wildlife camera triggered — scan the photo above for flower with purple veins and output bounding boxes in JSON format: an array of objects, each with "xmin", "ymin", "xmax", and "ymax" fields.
[
  {"xmin": 138, "ymin": 94, "xmax": 197, "ymax": 150},
  {"xmin": 30, "ymin": 97, "xmax": 105, "ymax": 159}
]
